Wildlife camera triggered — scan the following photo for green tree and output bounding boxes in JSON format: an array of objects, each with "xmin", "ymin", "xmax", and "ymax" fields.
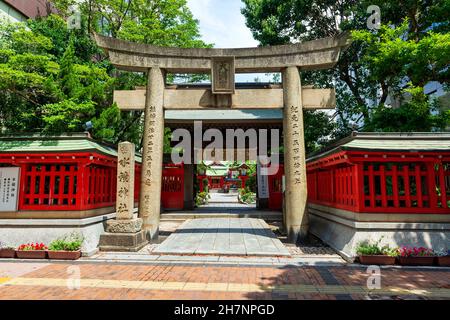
[
  {"xmin": 0, "ymin": 16, "xmax": 116, "ymax": 138},
  {"xmin": 49, "ymin": 0, "xmax": 211, "ymax": 146},
  {"xmin": 242, "ymin": 0, "xmax": 450, "ymax": 147},
  {"xmin": 2, "ymin": 1, "xmax": 211, "ymax": 150}
]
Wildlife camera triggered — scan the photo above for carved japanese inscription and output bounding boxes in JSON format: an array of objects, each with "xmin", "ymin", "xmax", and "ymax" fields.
[
  {"xmin": 116, "ymin": 142, "xmax": 135, "ymax": 220},
  {"xmin": 211, "ymin": 56, "xmax": 235, "ymax": 94},
  {"xmin": 290, "ymin": 105, "xmax": 304, "ymax": 185}
]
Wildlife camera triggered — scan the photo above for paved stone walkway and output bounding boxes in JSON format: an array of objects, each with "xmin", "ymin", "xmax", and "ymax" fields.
[
  {"xmin": 207, "ymin": 191, "xmax": 246, "ymax": 204},
  {"xmin": 87, "ymin": 250, "xmax": 345, "ymax": 266},
  {"xmin": 0, "ymin": 262, "xmax": 449, "ymax": 300},
  {"xmin": 153, "ymin": 218, "xmax": 290, "ymax": 257}
]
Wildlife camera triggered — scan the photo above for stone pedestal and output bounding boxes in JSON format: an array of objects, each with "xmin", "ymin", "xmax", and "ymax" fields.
[
  {"xmin": 99, "ymin": 230, "xmax": 148, "ymax": 252},
  {"xmin": 99, "ymin": 218, "xmax": 148, "ymax": 252},
  {"xmin": 106, "ymin": 218, "xmax": 143, "ymax": 233}
]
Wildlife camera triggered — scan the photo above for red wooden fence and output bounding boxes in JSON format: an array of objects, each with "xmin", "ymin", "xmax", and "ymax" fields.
[
  {"xmin": 307, "ymin": 151, "xmax": 450, "ymax": 214},
  {"xmin": 0, "ymin": 152, "xmax": 141, "ymax": 211}
]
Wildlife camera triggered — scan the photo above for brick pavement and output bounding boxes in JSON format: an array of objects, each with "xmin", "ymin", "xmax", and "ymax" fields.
[{"xmin": 0, "ymin": 262, "xmax": 449, "ymax": 300}]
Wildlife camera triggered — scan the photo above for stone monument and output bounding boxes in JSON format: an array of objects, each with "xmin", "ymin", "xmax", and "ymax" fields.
[{"xmin": 99, "ymin": 142, "xmax": 148, "ymax": 251}]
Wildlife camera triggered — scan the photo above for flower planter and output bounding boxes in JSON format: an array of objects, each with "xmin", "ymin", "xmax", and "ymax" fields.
[
  {"xmin": 15, "ymin": 250, "xmax": 47, "ymax": 259},
  {"xmin": 359, "ymin": 255, "xmax": 397, "ymax": 265},
  {"xmin": 0, "ymin": 248, "xmax": 16, "ymax": 258},
  {"xmin": 398, "ymin": 256, "xmax": 435, "ymax": 266},
  {"xmin": 47, "ymin": 250, "xmax": 81, "ymax": 260},
  {"xmin": 436, "ymin": 256, "xmax": 450, "ymax": 267}
]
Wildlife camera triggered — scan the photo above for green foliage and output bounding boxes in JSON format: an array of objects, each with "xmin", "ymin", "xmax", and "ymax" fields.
[
  {"xmin": 356, "ymin": 239, "xmax": 399, "ymax": 257},
  {"xmin": 238, "ymin": 187, "xmax": 256, "ymax": 204},
  {"xmin": 304, "ymin": 110, "xmax": 336, "ymax": 153},
  {"xmin": 195, "ymin": 191, "xmax": 210, "ymax": 206},
  {"xmin": 2, "ymin": 1, "xmax": 210, "ymax": 148},
  {"xmin": 51, "ymin": 0, "xmax": 212, "ymax": 84},
  {"xmin": 48, "ymin": 232, "xmax": 84, "ymax": 251},
  {"xmin": 245, "ymin": 174, "xmax": 257, "ymax": 193},
  {"xmin": 242, "ymin": 0, "xmax": 450, "ymax": 148},
  {"xmin": 202, "ymin": 178, "xmax": 209, "ymax": 194},
  {"xmin": 0, "ymin": 16, "xmax": 115, "ymax": 137}
]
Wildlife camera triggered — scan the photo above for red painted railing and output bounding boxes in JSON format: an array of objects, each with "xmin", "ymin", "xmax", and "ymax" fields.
[
  {"xmin": 84, "ymin": 164, "xmax": 117, "ymax": 210},
  {"xmin": 307, "ymin": 151, "xmax": 450, "ymax": 214},
  {"xmin": 0, "ymin": 152, "xmax": 141, "ymax": 211}
]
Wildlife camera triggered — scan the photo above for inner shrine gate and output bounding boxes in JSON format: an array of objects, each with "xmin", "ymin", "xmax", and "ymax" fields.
[{"xmin": 94, "ymin": 33, "xmax": 350, "ymax": 243}]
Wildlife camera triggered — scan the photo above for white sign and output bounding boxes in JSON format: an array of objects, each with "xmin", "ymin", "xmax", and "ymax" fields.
[
  {"xmin": 0, "ymin": 167, "xmax": 20, "ymax": 212},
  {"xmin": 257, "ymin": 164, "xmax": 269, "ymax": 199}
]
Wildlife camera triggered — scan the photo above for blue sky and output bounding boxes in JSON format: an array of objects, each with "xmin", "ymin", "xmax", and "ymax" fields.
[
  {"xmin": 186, "ymin": 0, "xmax": 258, "ymax": 48},
  {"xmin": 186, "ymin": 0, "xmax": 273, "ymax": 82}
]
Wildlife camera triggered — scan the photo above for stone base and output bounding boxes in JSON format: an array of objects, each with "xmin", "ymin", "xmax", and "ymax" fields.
[
  {"xmin": 99, "ymin": 230, "xmax": 148, "ymax": 252},
  {"xmin": 309, "ymin": 204, "xmax": 450, "ymax": 261},
  {"xmin": 106, "ymin": 218, "xmax": 142, "ymax": 233},
  {"xmin": 0, "ymin": 213, "xmax": 116, "ymax": 257},
  {"xmin": 286, "ymin": 225, "xmax": 309, "ymax": 244}
]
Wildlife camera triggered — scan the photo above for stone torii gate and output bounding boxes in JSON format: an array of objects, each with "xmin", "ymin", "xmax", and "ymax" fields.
[{"xmin": 94, "ymin": 33, "xmax": 350, "ymax": 243}]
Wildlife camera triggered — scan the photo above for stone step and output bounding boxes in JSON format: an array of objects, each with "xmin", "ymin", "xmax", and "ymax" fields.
[{"xmin": 161, "ymin": 212, "xmax": 283, "ymax": 222}]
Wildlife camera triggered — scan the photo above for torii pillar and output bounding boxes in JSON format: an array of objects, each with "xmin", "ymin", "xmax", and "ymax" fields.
[
  {"xmin": 140, "ymin": 67, "xmax": 165, "ymax": 241},
  {"xmin": 283, "ymin": 66, "xmax": 308, "ymax": 242}
]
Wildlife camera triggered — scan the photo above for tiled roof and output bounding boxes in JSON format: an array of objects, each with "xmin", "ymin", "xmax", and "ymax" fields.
[
  {"xmin": 0, "ymin": 133, "xmax": 142, "ymax": 162},
  {"xmin": 3, "ymin": 0, "xmax": 55, "ymax": 19},
  {"xmin": 307, "ymin": 132, "xmax": 450, "ymax": 162}
]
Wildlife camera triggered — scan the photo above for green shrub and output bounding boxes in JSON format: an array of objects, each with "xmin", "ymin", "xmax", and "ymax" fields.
[
  {"xmin": 202, "ymin": 178, "xmax": 209, "ymax": 193},
  {"xmin": 245, "ymin": 175, "xmax": 257, "ymax": 193},
  {"xmin": 49, "ymin": 232, "xmax": 83, "ymax": 251},
  {"xmin": 195, "ymin": 191, "xmax": 210, "ymax": 206},
  {"xmin": 238, "ymin": 187, "xmax": 256, "ymax": 204},
  {"xmin": 356, "ymin": 238, "xmax": 399, "ymax": 257}
]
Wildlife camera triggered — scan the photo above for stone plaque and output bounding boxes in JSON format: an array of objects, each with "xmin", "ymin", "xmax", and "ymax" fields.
[
  {"xmin": 0, "ymin": 167, "xmax": 20, "ymax": 212},
  {"xmin": 211, "ymin": 56, "xmax": 235, "ymax": 94},
  {"xmin": 116, "ymin": 142, "xmax": 135, "ymax": 220}
]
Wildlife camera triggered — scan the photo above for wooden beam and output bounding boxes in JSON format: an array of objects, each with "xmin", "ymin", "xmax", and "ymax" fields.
[{"xmin": 114, "ymin": 88, "xmax": 336, "ymax": 111}]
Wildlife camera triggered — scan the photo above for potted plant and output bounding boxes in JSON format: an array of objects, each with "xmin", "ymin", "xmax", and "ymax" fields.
[
  {"xmin": 0, "ymin": 242, "xmax": 16, "ymax": 258},
  {"xmin": 16, "ymin": 242, "xmax": 47, "ymax": 259},
  {"xmin": 436, "ymin": 250, "xmax": 450, "ymax": 267},
  {"xmin": 195, "ymin": 191, "xmax": 210, "ymax": 207},
  {"xmin": 238, "ymin": 187, "xmax": 257, "ymax": 205},
  {"xmin": 398, "ymin": 247, "xmax": 436, "ymax": 266},
  {"xmin": 355, "ymin": 239, "xmax": 398, "ymax": 265},
  {"xmin": 47, "ymin": 233, "xmax": 83, "ymax": 260}
]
